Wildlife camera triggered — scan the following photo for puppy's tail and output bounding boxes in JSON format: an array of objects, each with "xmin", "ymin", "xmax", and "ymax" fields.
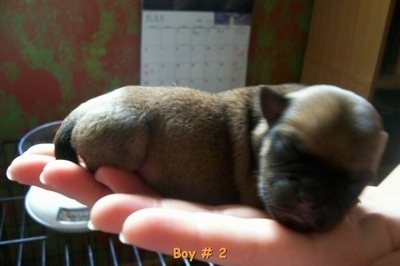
[{"xmin": 54, "ymin": 116, "xmax": 79, "ymax": 164}]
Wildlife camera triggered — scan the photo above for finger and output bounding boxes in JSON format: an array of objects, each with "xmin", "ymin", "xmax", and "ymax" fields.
[
  {"xmin": 90, "ymin": 194, "xmax": 269, "ymax": 234},
  {"xmin": 24, "ymin": 143, "xmax": 55, "ymax": 156},
  {"xmin": 94, "ymin": 167, "xmax": 157, "ymax": 195},
  {"xmin": 41, "ymin": 160, "xmax": 112, "ymax": 207},
  {"xmin": 7, "ymin": 154, "xmax": 55, "ymax": 190},
  {"xmin": 90, "ymin": 194, "xmax": 159, "ymax": 233},
  {"xmin": 25, "ymin": 143, "xmax": 87, "ymax": 166},
  {"xmin": 119, "ymin": 208, "xmax": 314, "ymax": 265}
]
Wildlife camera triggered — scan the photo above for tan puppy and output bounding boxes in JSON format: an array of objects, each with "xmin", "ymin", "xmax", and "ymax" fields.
[{"xmin": 54, "ymin": 84, "xmax": 387, "ymax": 232}]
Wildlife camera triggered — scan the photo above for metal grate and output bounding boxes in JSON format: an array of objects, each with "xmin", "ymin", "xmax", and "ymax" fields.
[{"xmin": 0, "ymin": 140, "xmax": 211, "ymax": 265}]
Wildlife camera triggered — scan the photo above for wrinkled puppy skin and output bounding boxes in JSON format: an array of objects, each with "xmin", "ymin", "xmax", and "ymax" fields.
[{"xmin": 54, "ymin": 84, "xmax": 388, "ymax": 232}]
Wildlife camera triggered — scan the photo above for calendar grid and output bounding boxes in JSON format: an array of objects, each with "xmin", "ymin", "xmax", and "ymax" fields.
[{"xmin": 141, "ymin": 11, "xmax": 252, "ymax": 92}]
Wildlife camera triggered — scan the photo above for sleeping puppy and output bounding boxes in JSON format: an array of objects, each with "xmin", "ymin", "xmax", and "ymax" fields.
[{"xmin": 54, "ymin": 84, "xmax": 388, "ymax": 232}]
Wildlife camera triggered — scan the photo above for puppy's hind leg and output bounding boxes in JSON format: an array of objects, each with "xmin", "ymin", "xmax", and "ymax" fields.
[{"xmin": 70, "ymin": 108, "xmax": 150, "ymax": 173}]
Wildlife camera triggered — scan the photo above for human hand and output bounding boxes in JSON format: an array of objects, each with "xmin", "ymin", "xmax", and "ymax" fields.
[
  {"xmin": 90, "ymin": 187, "xmax": 400, "ymax": 265},
  {"xmin": 7, "ymin": 144, "xmax": 400, "ymax": 265}
]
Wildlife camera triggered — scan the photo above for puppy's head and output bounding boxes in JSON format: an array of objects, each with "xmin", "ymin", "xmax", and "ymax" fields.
[{"xmin": 257, "ymin": 85, "xmax": 388, "ymax": 232}]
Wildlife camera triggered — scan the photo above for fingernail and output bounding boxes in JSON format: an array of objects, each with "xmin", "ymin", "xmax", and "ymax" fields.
[
  {"xmin": 39, "ymin": 173, "xmax": 48, "ymax": 185},
  {"xmin": 87, "ymin": 220, "xmax": 98, "ymax": 231},
  {"xmin": 6, "ymin": 167, "xmax": 15, "ymax": 181},
  {"xmin": 119, "ymin": 233, "xmax": 129, "ymax": 244}
]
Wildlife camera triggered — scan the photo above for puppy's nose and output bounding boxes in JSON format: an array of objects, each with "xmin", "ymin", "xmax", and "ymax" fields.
[{"xmin": 296, "ymin": 195, "xmax": 316, "ymax": 214}]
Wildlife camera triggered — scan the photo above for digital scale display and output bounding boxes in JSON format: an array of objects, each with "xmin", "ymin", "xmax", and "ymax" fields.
[{"xmin": 57, "ymin": 208, "xmax": 91, "ymax": 222}]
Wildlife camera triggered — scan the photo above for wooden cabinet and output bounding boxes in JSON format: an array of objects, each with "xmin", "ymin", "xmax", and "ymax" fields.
[{"xmin": 301, "ymin": 0, "xmax": 399, "ymax": 99}]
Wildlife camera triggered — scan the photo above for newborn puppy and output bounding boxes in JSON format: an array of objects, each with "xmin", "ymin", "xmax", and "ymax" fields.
[{"xmin": 54, "ymin": 84, "xmax": 387, "ymax": 232}]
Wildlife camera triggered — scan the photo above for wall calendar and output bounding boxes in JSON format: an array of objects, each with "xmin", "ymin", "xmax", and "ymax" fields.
[{"xmin": 141, "ymin": 1, "xmax": 253, "ymax": 92}]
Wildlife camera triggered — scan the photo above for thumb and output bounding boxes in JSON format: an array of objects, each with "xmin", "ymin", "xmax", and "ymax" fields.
[{"xmin": 118, "ymin": 208, "xmax": 314, "ymax": 265}]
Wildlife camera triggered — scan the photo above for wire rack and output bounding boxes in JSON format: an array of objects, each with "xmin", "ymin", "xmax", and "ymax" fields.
[{"xmin": 0, "ymin": 140, "xmax": 211, "ymax": 266}]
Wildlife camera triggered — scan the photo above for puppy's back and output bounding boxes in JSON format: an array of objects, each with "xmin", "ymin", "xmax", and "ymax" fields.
[{"xmin": 54, "ymin": 86, "xmax": 256, "ymax": 205}]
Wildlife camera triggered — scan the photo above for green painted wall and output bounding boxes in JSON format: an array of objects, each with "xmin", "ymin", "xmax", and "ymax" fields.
[
  {"xmin": 0, "ymin": 0, "xmax": 141, "ymax": 140},
  {"xmin": 0, "ymin": 0, "xmax": 312, "ymax": 141}
]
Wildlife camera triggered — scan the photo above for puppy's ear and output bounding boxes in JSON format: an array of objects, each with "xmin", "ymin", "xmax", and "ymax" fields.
[{"xmin": 258, "ymin": 85, "xmax": 290, "ymax": 125}]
